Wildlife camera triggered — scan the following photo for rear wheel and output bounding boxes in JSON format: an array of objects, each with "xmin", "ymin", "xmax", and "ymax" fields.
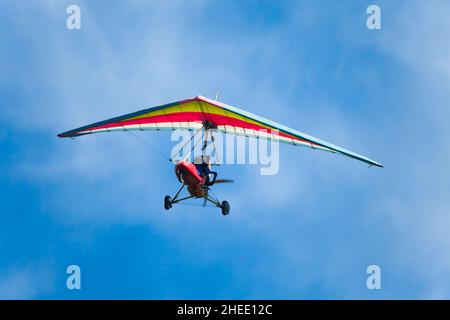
[
  {"xmin": 221, "ymin": 200, "xmax": 230, "ymax": 216},
  {"xmin": 164, "ymin": 195, "xmax": 172, "ymax": 210}
]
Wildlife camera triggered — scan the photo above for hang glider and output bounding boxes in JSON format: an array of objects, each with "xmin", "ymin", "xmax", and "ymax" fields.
[{"xmin": 58, "ymin": 95, "xmax": 383, "ymax": 167}]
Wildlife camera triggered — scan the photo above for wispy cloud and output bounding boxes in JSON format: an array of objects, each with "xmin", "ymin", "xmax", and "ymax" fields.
[
  {"xmin": 0, "ymin": 262, "xmax": 55, "ymax": 299},
  {"xmin": 2, "ymin": 0, "xmax": 450, "ymax": 299}
]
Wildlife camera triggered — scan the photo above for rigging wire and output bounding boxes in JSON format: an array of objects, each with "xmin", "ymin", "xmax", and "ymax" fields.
[
  {"xmin": 126, "ymin": 126, "xmax": 206, "ymax": 164},
  {"xmin": 210, "ymin": 131, "xmax": 221, "ymax": 166},
  {"xmin": 189, "ymin": 129, "xmax": 205, "ymax": 162},
  {"xmin": 173, "ymin": 128, "xmax": 203, "ymax": 162},
  {"xmin": 126, "ymin": 130, "xmax": 172, "ymax": 163}
]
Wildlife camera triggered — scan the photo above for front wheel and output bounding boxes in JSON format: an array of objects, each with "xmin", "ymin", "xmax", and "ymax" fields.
[
  {"xmin": 164, "ymin": 195, "xmax": 172, "ymax": 210},
  {"xmin": 221, "ymin": 200, "xmax": 230, "ymax": 216}
]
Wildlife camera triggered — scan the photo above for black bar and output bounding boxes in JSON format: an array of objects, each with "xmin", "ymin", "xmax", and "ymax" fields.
[{"xmin": 0, "ymin": 300, "xmax": 446, "ymax": 318}]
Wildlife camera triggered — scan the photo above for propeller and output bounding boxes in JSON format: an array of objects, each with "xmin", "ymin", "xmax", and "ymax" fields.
[
  {"xmin": 214, "ymin": 179, "xmax": 234, "ymax": 184},
  {"xmin": 203, "ymin": 187, "xmax": 208, "ymax": 207}
]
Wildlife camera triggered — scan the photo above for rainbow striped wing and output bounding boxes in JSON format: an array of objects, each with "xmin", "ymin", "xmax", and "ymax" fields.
[{"xmin": 58, "ymin": 95, "xmax": 383, "ymax": 167}]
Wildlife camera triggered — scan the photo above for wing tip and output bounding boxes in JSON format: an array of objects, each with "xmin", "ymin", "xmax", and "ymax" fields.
[
  {"xmin": 370, "ymin": 161, "xmax": 384, "ymax": 168},
  {"xmin": 57, "ymin": 131, "xmax": 81, "ymax": 138}
]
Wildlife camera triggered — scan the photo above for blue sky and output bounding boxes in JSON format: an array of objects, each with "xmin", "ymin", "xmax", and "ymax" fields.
[{"xmin": 1, "ymin": 0, "xmax": 450, "ymax": 299}]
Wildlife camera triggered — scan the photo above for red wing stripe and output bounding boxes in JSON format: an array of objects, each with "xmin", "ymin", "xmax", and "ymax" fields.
[{"xmin": 80, "ymin": 112, "xmax": 318, "ymax": 146}]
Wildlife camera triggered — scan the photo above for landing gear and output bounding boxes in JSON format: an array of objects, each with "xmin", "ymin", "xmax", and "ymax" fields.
[
  {"xmin": 198, "ymin": 186, "xmax": 230, "ymax": 216},
  {"xmin": 164, "ymin": 195, "xmax": 172, "ymax": 210},
  {"xmin": 164, "ymin": 183, "xmax": 231, "ymax": 216},
  {"xmin": 163, "ymin": 184, "xmax": 194, "ymax": 212},
  {"xmin": 221, "ymin": 200, "xmax": 230, "ymax": 216}
]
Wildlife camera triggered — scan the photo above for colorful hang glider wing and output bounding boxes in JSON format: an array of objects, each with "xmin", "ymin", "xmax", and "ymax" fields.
[{"xmin": 58, "ymin": 95, "xmax": 383, "ymax": 167}]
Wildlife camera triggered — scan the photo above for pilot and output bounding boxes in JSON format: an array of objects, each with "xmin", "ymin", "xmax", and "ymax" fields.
[{"xmin": 194, "ymin": 156, "xmax": 217, "ymax": 186}]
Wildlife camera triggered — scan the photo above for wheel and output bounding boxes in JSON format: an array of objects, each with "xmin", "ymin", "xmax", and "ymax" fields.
[
  {"xmin": 221, "ymin": 200, "xmax": 230, "ymax": 216},
  {"xmin": 164, "ymin": 195, "xmax": 172, "ymax": 210}
]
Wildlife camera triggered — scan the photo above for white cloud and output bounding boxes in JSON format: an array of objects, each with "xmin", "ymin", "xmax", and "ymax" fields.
[
  {"xmin": 0, "ymin": 263, "xmax": 55, "ymax": 299},
  {"xmin": 3, "ymin": 0, "xmax": 450, "ymax": 298},
  {"xmin": 362, "ymin": 0, "xmax": 450, "ymax": 297}
]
